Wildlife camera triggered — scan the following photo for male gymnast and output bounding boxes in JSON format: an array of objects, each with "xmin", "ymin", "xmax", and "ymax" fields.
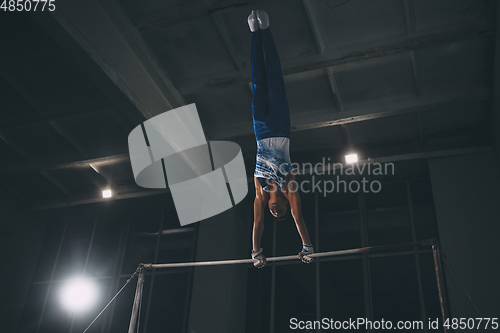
[{"xmin": 248, "ymin": 10, "xmax": 314, "ymax": 268}]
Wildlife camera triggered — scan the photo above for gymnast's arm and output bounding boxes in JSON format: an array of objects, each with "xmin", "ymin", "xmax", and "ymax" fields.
[
  {"xmin": 252, "ymin": 177, "xmax": 268, "ymax": 252},
  {"xmin": 285, "ymin": 173, "xmax": 314, "ymax": 263},
  {"xmin": 252, "ymin": 177, "xmax": 268, "ymax": 268}
]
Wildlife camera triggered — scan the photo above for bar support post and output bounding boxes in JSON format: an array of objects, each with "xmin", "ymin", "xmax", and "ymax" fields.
[
  {"xmin": 432, "ymin": 242, "xmax": 448, "ymax": 333},
  {"xmin": 128, "ymin": 268, "xmax": 146, "ymax": 333}
]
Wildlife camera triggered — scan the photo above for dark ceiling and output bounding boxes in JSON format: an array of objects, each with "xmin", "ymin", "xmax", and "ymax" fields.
[{"xmin": 0, "ymin": 0, "xmax": 496, "ymax": 211}]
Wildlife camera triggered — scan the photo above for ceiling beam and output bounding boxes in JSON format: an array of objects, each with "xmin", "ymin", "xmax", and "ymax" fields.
[
  {"xmin": 0, "ymin": 183, "xmax": 26, "ymax": 203},
  {"xmin": 48, "ymin": 120, "xmax": 86, "ymax": 154},
  {"xmin": 326, "ymin": 67, "xmax": 343, "ymax": 112},
  {"xmin": 39, "ymin": 171, "xmax": 72, "ymax": 197},
  {"xmin": 0, "ymin": 98, "xmax": 114, "ymax": 131},
  {"xmin": 0, "ymin": 67, "xmax": 43, "ymax": 112},
  {"xmin": 49, "ymin": 118, "xmax": 116, "ymax": 190},
  {"xmin": 302, "ymin": 0, "xmax": 325, "ymax": 54},
  {"xmin": 340, "ymin": 125, "xmax": 352, "ymax": 151},
  {"xmin": 24, "ymin": 145, "xmax": 494, "ymax": 211},
  {"xmin": 325, "ymin": 66, "xmax": 351, "ymax": 152},
  {"xmin": 292, "ymin": 87, "xmax": 490, "ymax": 132},
  {"xmin": 177, "ymin": 26, "xmax": 493, "ymax": 96},
  {"xmin": 409, "ymin": 50, "xmax": 422, "ymax": 98},
  {"xmin": 417, "ymin": 112, "xmax": 425, "ymax": 146},
  {"xmin": 89, "ymin": 163, "xmax": 114, "ymax": 187},
  {"xmin": 403, "ymin": 0, "xmax": 422, "ymax": 98},
  {"xmin": 106, "ymin": 108, "xmax": 134, "ymax": 133},
  {"xmin": 0, "ymin": 149, "xmax": 129, "ymax": 176},
  {"xmin": 58, "ymin": 54, "xmax": 134, "ymax": 133},
  {"xmin": 134, "ymin": 0, "xmax": 250, "ymax": 32},
  {"xmin": 296, "ymin": 146, "xmax": 494, "ymax": 174},
  {"xmin": 403, "ymin": 0, "xmax": 416, "ymax": 36},
  {"xmin": 208, "ymin": 85, "xmax": 491, "ymax": 139},
  {"xmin": 0, "ymin": 131, "xmax": 71, "ymax": 196},
  {"xmin": 0, "ymin": 85, "xmax": 490, "ymax": 177},
  {"xmin": 1, "ymin": 86, "xmax": 488, "ymax": 177},
  {"xmin": 31, "ymin": 0, "xmax": 185, "ymax": 132},
  {"xmin": 211, "ymin": 13, "xmax": 244, "ymax": 71},
  {"xmin": 403, "ymin": 0, "xmax": 425, "ymax": 146},
  {"xmin": 47, "ymin": 0, "xmax": 183, "ymax": 118},
  {"xmin": 31, "ymin": 12, "xmax": 145, "ymax": 128},
  {"xmin": 25, "ymin": 187, "xmax": 171, "ymax": 211}
]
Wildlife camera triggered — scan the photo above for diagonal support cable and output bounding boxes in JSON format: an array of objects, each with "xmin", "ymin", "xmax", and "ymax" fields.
[
  {"xmin": 440, "ymin": 250, "xmax": 483, "ymax": 317},
  {"xmin": 443, "ymin": 262, "xmax": 470, "ymax": 318},
  {"xmin": 82, "ymin": 266, "xmax": 142, "ymax": 333}
]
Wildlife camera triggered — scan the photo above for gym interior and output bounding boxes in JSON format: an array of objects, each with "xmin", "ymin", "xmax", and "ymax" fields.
[{"xmin": 1, "ymin": 1, "xmax": 499, "ymax": 332}]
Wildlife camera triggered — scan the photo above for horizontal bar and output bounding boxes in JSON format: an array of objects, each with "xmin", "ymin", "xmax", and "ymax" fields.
[{"xmin": 145, "ymin": 239, "xmax": 435, "ymax": 269}]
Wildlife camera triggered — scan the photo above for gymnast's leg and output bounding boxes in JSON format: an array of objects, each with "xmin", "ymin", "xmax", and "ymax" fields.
[
  {"xmin": 249, "ymin": 10, "xmax": 269, "ymax": 141},
  {"xmin": 256, "ymin": 10, "xmax": 291, "ymax": 138}
]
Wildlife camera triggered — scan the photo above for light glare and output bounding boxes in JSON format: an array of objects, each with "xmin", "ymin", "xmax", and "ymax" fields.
[
  {"xmin": 61, "ymin": 278, "xmax": 97, "ymax": 312},
  {"xmin": 345, "ymin": 154, "xmax": 358, "ymax": 164},
  {"xmin": 102, "ymin": 190, "xmax": 112, "ymax": 198}
]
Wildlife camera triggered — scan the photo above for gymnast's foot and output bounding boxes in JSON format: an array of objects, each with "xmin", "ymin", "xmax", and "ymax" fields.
[
  {"xmin": 248, "ymin": 10, "xmax": 259, "ymax": 32},
  {"xmin": 256, "ymin": 9, "xmax": 269, "ymax": 30}
]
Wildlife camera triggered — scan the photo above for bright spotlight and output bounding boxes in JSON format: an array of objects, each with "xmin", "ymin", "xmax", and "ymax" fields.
[
  {"xmin": 102, "ymin": 189, "xmax": 112, "ymax": 198},
  {"xmin": 345, "ymin": 153, "xmax": 358, "ymax": 164},
  {"xmin": 61, "ymin": 278, "xmax": 98, "ymax": 312}
]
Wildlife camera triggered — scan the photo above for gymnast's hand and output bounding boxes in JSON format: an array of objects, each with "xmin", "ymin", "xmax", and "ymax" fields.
[
  {"xmin": 298, "ymin": 244, "xmax": 314, "ymax": 264},
  {"xmin": 252, "ymin": 248, "xmax": 267, "ymax": 268}
]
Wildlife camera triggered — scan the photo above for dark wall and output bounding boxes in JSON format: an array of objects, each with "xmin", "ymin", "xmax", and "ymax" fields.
[
  {"xmin": 188, "ymin": 195, "xmax": 252, "ymax": 333},
  {"xmin": 429, "ymin": 152, "xmax": 500, "ymax": 322},
  {"xmin": 0, "ymin": 190, "xmax": 46, "ymax": 333},
  {"xmin": 492, "ymin": 2, "xmax": 500, "ymax": 167},
  {"xmin": 6, "ymin": 192, "xmax": 185, "ymax": 333}
]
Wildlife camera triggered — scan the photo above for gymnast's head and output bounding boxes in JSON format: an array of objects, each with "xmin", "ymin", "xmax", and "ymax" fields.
[{"xmin": 268, "ymin": 190, "xmax": 289, "ymax": 219}]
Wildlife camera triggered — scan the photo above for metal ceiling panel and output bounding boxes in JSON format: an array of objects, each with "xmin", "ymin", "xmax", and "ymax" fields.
[
  {"xmin": 142, "ymin": 16, "xmax": 240, "ymax": 82},
  {"xmin": 54, "ymin": 111, "xmax": 128, "ymax": 154},
  {"xmin": 346, "ymin": 112, "xmax": 420, "ymax": 151},
  {"xmin": 2, "ymin": 122, "xmax": 80, "ymax": 161},
  {"xmin": 418, "ymin": 36, "xmax": 492, "ymax": 94},
  {"xmin": 185, "ymin": 84, "xmax": 252, "ymax": 135},
  {"xmin": 333, "ymin": 53, "xmax": 416, "ymax": 105},
  {"xmin": 304, "ymin": 0, "xmax": 408, "ymax": 51},
  {"xmin": 413, "ymin": 0, "xmax": 495, "ymax": 34}
]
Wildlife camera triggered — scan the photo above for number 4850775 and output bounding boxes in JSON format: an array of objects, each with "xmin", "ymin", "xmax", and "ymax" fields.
[{"xmin": 1, "ymin": 0, "xmax": 56, "ymax": 12}]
